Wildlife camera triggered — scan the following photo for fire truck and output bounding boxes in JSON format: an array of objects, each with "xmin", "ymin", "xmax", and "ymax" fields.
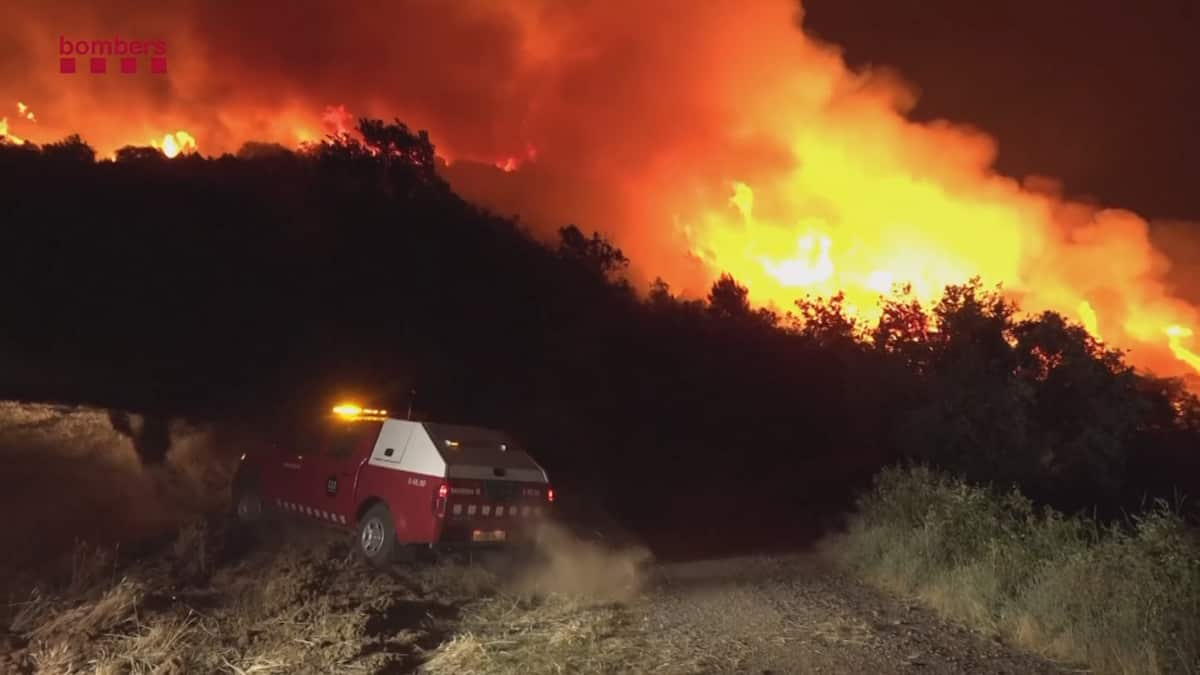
[{"xmin": 231, "ymin": 404, "xmax": 554, "ymax": 566}]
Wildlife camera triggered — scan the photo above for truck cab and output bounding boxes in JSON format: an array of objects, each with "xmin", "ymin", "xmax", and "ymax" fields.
[{"xmin": 232, "ymin": 405, "xmax": 554, "ymax": 566}]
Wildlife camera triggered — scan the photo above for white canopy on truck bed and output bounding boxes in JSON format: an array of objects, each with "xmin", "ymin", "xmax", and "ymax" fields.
[{"xmin": 365, "ymin": 419, "xmax": 548, "ymax": 482}]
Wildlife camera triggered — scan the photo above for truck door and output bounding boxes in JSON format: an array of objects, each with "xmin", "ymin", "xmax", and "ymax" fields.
[
  {"xmin": 260, "ymin": 435, "xmax": 309, "ymax": 511},
  {"xmin": 309, "ymin": 424, "xmax": 371, "ymax": 527}
]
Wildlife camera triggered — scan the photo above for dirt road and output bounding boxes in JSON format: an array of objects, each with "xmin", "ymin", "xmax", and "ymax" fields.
[
  {"xmin": 622, "ymin": 554, "xmax": 1068, "ymax": 675},
  {"xmin": 424, "ymin": 545, "xmax": 1074, "ymax": 674}
]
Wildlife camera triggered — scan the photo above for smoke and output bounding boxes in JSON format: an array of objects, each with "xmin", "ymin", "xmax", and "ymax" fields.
[{"xmin": 5, "ymin": 0, "xmax": 1200, "ymax": 377}]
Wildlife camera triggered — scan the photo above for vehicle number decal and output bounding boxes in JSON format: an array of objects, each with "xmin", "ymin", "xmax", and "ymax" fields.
[
  {"xmin": 407, "ymin": 477, "xmax": 427, "ymax": 487},
  {"xmin": 326, "ymin": 476, "xmax": 338, "ymax": 496}
]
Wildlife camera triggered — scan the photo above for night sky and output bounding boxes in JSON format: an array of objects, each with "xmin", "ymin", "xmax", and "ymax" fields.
[{"xmin": 805, "ymin": 0, "xmax": 1200, "ymax": 222}]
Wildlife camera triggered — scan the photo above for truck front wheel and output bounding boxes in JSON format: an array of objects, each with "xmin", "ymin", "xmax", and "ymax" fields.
[{"xmin": 357, "ymin": 504, "xmax": 399, "ymax": 568}]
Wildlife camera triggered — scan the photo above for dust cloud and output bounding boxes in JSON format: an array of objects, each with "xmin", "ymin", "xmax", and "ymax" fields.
[
  {"xmin": 512, "ymin": 521, "xmax": 654, "ymax": 604},
  {"xmin": 0, "ymin": 401, "xmax": 238, "ymax": 572}
]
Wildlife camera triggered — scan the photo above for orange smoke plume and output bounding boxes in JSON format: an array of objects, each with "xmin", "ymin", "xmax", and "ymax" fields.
[{"xmin": 3, "ymin": 0, "xmax": 1199, "ymax": 378}]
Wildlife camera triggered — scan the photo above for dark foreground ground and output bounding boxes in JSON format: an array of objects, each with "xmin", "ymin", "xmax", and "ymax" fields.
[
  {"xmin": 0, "ymin": 402, "xmax": 1070, "ymax": 673},
  {"xmin": 2, "ymin": 522, "xmax": 1073, "ymax": 674}
]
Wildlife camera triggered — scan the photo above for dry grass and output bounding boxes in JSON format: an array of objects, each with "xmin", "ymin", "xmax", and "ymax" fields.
[
  {"xmin": 3, "ymin": 518, "xmax": 664, "ymax": 674},
  {"xmin": 2, "ymin": 520, "xmax": 499, "ymax": 674},
  {"xmin": 424, "ymin": 593, "xmax": 646, "ymax": 675}
]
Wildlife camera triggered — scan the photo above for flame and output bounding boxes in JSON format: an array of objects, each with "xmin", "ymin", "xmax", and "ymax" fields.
[
  {"xmin": 0, "ymin": 117, "xmax": 23, "ymax": 145},
  {"xmin": 1078, "ymin": 301, "xmax": 1102, "ymax": 341},
  {"xmin": 321, "ymin": 104, "xmax": 353, "ymax": 137},
  {"xmin": 494, "ymin": 144, "xmax": 538, "ymax": 173},
  {"xmin": 151, "ymin": 131, "xmax": 197, "ymax": 158},
  {"xmin": 1, "ymin": 101, "xmax": 33, "ymax": 144},
  {"xmin": 1167, "ymin": 326, "xmax": 1200, "ymax": 372}
]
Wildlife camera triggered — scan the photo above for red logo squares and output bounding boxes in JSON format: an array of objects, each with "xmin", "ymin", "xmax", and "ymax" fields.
[
  {"xmin": 120, "ymin": 57, "xmax": 137, "ymax": 74},
  {"xmin": 60, "ymin": 57, "xmax": 76, "ymax": 73},
  {"xmin": 150, "ymin": 57, "xmax": 167, "ymax": 74},
  {"xmin": 89, "ymin": 57, "xmax": 106, "ymax": 73}
]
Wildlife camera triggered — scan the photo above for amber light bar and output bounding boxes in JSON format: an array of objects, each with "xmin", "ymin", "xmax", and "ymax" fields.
[{"xmin": 331, "ymin": 403, "xmax": 389, "ymax": 421}]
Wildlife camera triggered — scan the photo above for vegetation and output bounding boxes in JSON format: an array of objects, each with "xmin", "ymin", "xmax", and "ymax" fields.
[{"xmin": 834, "ymin": 465, "xmax": 1200, "ymax": 674}]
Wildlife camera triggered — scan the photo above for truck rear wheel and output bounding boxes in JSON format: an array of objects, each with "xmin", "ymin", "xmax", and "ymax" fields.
[
  {"xmin": 234, "ymin": 488, "xmax": 263, "ymax": 526},
  {"xmin": 231, "ymin": 472, "xmax": 267, "ymax": 529},
  {"xmin": 357, "ymin": 504, "xmax": 399, "ymax": 568}
]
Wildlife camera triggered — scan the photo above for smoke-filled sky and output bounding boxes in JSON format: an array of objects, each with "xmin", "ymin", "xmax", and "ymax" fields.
[{"xmin": 4, "ymin": 0, "xmax": 1200, "ymax": 378}]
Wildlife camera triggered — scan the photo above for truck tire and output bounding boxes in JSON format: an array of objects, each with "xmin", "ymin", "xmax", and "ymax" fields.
[
  {"xmin": 357, "ymin": 503, "xmax": 399, "ymax": 568},
  {"xmin": 233, "ymin": 482, "xmax": 264, "ymax": 527}
]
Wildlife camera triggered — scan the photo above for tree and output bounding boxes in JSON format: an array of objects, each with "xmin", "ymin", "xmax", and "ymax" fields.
[
  {"xmin": 871, "ymin": 285, "xmax": 933, "ymax": 372},
  {"xmin": 115, "ymin": 145, "xmax": 166, "ymax": 163},
  {"xmin": 794, "ymin": 292, "xmax": 861, "ymax": 348},
  {"xmin": 557, "ymin": 225, "xmax": 629, "ymax": 278},
  {"xmin": 648, "ymin": 277, "xmax": 674, "ymax": 307},
  {"xmin": 236, "ymin": 141, "xmax": 294, "ymax": 160},
  {"xmin": 359, "ymin": 117, "xmax": 445, "ymax": 190},
  {"xmin": 42, "ymin": 134, "xmax": 95, "ymax": 163},
  {"xmin": 1012, "ymin": 311, "xmax": 1143, "ymax": 499},
  {"xmin": 707, "ymin": 274, "xmax": 751, "ymax": 320}
]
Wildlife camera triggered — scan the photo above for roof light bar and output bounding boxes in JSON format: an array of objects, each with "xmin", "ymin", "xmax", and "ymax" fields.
[{"xmin": 331, "ymin": 403, "xmax": 388, "ymax": 421}]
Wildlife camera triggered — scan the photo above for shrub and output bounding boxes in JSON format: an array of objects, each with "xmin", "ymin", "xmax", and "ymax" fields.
[{"xmin": 834, "ymin": 465, "xmax": 1200, "ymax": 674}]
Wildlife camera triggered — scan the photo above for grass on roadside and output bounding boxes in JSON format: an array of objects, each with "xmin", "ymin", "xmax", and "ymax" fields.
[{"xmin": 831, "ymin": 465, "xmax": 1200, "ymax": 675}]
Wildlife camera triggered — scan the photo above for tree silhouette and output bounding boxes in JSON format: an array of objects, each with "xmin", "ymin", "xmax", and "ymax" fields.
[
  {"xmin": 42, "ymin": 134, "xmax": 95, "ymax": 163},
  {"xmin": 557, "ymin": 225, "xmax": 629, "ymax": 278}
]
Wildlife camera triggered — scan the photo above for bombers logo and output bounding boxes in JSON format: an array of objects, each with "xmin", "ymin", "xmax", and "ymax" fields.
[{"xmin": 59, "ymin": 35, "xmax": 168, "ymax": 74}]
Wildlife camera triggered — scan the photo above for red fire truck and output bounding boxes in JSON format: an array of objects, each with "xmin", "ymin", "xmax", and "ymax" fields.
[{"xmin": 232, "ymin": 404, "xmax": 554, "ymax": 566}]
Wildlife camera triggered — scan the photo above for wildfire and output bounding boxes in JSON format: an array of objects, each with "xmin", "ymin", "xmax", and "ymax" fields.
[
  {"xmin": 16, "ymin": 102, "xmax": 35, "ymax": 122},
  {"xmin": 691, "ymin": 173, "xmax": 1196, "ymax": 372},
  {"xmin": 3, "ymin": 1, "xmax": 1199, "ymax": 380},
  {"xmin": 151, "ymin": 131, "xmax": 197, "ymax": 158}
]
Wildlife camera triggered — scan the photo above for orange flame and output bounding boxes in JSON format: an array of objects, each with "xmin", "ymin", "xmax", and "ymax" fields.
[
  {"xmin": 0, "ymin": 117, "xmax": 22, "ymax": 145},
  {"xmin": 151, "ymin": 131, "xmax": 197, "ymax": 158}
]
